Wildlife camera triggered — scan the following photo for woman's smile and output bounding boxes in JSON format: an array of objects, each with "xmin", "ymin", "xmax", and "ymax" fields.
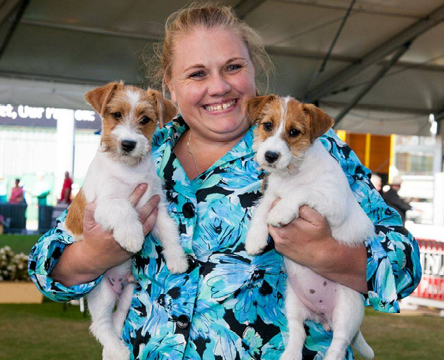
[{"xmin": 202, "ymin": 99, "xmax": 237, "ymax": 113}]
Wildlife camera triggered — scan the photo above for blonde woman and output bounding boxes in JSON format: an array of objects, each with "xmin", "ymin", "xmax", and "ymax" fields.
[{"xmin": 30, "ymin": 3, "xmax": 421, "ymax": 359}]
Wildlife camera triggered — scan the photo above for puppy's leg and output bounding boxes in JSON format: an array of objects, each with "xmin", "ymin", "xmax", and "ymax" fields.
[
  {"xmin": 113, "ymin": 282, "xmax": 135, "ymax": 333},
  {"xmin": 88, "ymin": 280, "xmax": 130, "ymax": 360},
  {"xmin": 94, "ymin": 198, "xmax": 145, "ymax": 253},
  {"xmin": 245, "ymin": 193, "xmax": 276, "ymax": 255},
  {"xmin": 280, "ymin": 282, "xmax": 310, "ymax": 360},
  {"xmin": 267, "ymin": 189, "xmax": 343, "ymax": 228},
  {"xmin": 152, "ymin": 202, "xmax": 188, "ymax": 274},
  {"xmin": 266, "ymin": 193, "xmax": 304, "ymax": 228},
  {"xmin": 324, "ymin": 286, "xmax": 365, "ymax": 360}
]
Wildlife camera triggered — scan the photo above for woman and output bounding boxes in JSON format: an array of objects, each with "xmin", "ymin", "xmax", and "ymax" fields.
[
  {"xmin": 29, "ymin": 3, "xmax": 421, "ymax": 359},
  {"xmin": 8, "ymin": 178, "xmax": 24, "ymax": 204},
  {"xmin": 60, "ymin": 171, "xmax": 73, "ymax": 204}
]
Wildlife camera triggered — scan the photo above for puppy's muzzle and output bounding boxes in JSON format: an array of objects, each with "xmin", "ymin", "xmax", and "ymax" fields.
[
  {"xmin": 264, "ymin": 151, "xmax": 280, "ymax": 164},
  {"xmin": 121, "ymin": 140, "xmax": 137, "ymax": 153}
]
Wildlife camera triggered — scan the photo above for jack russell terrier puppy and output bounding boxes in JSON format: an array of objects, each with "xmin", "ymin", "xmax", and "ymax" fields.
[
  {"xmin": 245, "ymin": 95, "xmax": 375, "ymax": 360},
  {"xmin": 65, "ymin": 82, "xmax": 188, "ymax": 360}
]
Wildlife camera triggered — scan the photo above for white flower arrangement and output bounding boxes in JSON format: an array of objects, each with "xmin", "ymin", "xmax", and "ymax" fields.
[{"xmin": 0, "ymin": 246, "xmax": 30, "ymax": 281}]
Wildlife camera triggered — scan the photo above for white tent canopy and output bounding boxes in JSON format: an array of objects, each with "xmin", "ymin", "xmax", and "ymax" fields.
[{"xmin": 1, "ymin": 0, "xmax": 443, "ymax": 135}]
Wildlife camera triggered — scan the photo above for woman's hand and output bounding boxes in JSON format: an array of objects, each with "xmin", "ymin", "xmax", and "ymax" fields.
[
  {"xmin": 50, "ymin": 184, "xmax": 160, "ymax": 287},
  {"xmin": 269, "ymin": 203, "xmax": 368, "ymax": 294},
  {"xmin": 270, "ymin": 205, "xmax": 333, "ymax": 268}
]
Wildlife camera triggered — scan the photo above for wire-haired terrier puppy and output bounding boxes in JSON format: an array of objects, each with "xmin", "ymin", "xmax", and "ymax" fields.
[
  {"xmin": 245, "ymin": 95, "xmax": 374, "ymax": 360},
  {"xmin": 65, "ymin": 82, "xmax": 188, "ymax": 360}
]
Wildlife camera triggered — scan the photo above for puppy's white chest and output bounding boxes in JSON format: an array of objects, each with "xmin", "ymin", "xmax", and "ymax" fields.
[
  {"xmin": 267, "ymin": 174, "xmax": 301, "ymax": 199},
  {"xmin": 83, "ymin": 151, "xmax": 161, "ymax": 207}
]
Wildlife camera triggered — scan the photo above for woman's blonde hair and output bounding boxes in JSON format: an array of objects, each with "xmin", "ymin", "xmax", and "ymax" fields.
[{"xmin": 147, "ymin": 1, "xmax": 273, "ymax": 95}]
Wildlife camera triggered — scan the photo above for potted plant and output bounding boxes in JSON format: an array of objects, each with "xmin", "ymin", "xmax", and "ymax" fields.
[{"xmin": 0, "ymin": 246, "xmax": 43, "ymax": 303}]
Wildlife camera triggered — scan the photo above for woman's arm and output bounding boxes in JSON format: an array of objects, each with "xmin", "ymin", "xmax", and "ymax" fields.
[
  {"xmin": 269, "ymin": 205, "xmax": 368, "ymax": 293},
  {"xmin": 29, "ymin": 184, "xmax": 160, "ymax": 300},
  {"xmin": 270, "ymin": 130, "xmax": 421, "ymax": 313}
]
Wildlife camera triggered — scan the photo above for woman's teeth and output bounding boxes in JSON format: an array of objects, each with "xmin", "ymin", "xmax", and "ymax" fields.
[{"xmin": 204, "ymin": 100, "xmax": 236, "ymax": 112}]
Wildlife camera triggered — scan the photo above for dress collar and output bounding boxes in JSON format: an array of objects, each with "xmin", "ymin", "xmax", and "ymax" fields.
[{"xmin": 159, "ymin": 115, "xmax": 256, "ymax": 173}]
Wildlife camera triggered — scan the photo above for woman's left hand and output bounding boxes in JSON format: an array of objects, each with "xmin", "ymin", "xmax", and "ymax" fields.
[
  {"xmin": 269, "ymin": 203, "xmax": 368, "ymax": 294},
  {"xmin": 269, "ymin": 204, "xmax": 333, "ymax": 270}
]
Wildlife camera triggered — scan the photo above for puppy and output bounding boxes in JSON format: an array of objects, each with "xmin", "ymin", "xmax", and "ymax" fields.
[
  {"xmin": 65, "ymin": 82, "xmax": 188, "ymax": 360},
  {"xmin": 245, "ymin": 95, "xmax": 374, "ymax": 360}
]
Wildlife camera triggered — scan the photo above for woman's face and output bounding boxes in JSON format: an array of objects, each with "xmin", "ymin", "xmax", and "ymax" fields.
[{"xmin": 167, "ymin": 26, "xmax": 256, "ymax": 143}]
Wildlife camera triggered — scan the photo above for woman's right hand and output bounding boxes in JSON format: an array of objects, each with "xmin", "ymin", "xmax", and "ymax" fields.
[{"xmin": 50, "ymin": 183, "xmax": 160, "ymax": 287}]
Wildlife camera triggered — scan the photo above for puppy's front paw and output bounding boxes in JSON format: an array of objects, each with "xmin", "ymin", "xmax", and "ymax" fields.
[
  {"xmin": 245, "ymin": 228, "xmax": 268, "ymax": 255},
  {"xmin": 95, "ymin": 199, "xmax": 144, "ymax": 253},
  {"xmin": 163, "ymin": 248, "xmax": 188, "ymax": 274},
  {"xmin": 267, "ymin": 202, "xmax": 298, "ymax": 228},
  {"xmin": 113, "ymin": 223, "xmax": 145, "ymax": 253}
]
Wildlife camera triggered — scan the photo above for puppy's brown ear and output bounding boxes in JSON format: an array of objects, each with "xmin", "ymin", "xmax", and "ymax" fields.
[
  {"xmin": 85, "ymin": 82, "xmax": 123, "ymax": 116},
  {"xmin": 246, "ymin": 95, "xmax": 276, "ymax": 123},
  {"xmin": 147, "ymin": 90, "xmax": 178, "ymax": 129},
  {"xmin": 302, "ymin": 104, "xmax": 334, "ymax": 142}
]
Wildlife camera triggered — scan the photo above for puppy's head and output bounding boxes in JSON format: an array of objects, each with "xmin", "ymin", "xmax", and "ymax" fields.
[
  {"xmin": 85, "ymin": 82, "xmax": 177, "ymax": 165},
  {"xmin": 246, "ymin": 95, "xmax": 333, "ymax": 173}
]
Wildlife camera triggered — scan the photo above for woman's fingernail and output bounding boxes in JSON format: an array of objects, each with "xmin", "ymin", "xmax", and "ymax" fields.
[{"xmin": 139, "ymin": 183, "xmax": 147, "ymax": 190}]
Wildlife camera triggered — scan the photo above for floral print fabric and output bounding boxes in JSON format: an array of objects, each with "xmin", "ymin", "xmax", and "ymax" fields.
[{"xmin": 29, "ymin": 117, "xmax": 421, "ymax": 359}]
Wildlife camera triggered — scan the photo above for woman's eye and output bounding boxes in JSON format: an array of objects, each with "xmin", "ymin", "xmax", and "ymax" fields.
[
  {"xmin": 262, "ymin": 122, "xmax": 273, "ymax": 132},
  {"xmin": 226, "ymin": 64, "xmax": 242, "ymax": 72},
  {"xmin": 289, "ymin": 129, "xmax": 301, "ymax": 137},
  {"xmin": 189, "ymin": 71, "xmax": 205, "ymax": 79},
  {"xmin": 113, "ymin": 112, "xmax": 122, "ymax": 120},
  {"xmin": 140, "ymin": 116, "xmax": 151, "ymax": 125}
]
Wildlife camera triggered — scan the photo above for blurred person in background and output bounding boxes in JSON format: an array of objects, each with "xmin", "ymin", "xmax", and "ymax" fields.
[
  {"xmin": 0, "ymin": 175, "xmax": 7, "ymax": 203},
  {"xmin": 382, "ymin": 175, "xmax": 411, "ymax": 226},
  {"xmin": 8, "ymin": 178, "xmax": 25, "ymax": 204},
  {"xmin": 60, "ymin": 171, "xmax": 73, "ymax": 204},
  {"xmin": 33, "ymin": 173, "xmax": 50, "ymax": 206},
  {"xmin": 370, "ymin": 174, "xmax": 382, "ymax": 194}
]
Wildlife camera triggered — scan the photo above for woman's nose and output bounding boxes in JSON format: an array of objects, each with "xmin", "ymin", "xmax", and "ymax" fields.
[{"xmin": 208, "ymin": 73, "xmax": 231, "ymax": 96}]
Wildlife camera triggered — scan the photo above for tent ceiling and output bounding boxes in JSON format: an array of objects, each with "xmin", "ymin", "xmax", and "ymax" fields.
[{"xmin": 0, "ymin": 0, "xmax": 443, "ymax": 135}]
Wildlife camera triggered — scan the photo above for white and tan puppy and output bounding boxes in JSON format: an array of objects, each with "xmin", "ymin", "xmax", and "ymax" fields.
[
  {"xmin": 245, "ymin": 95, "xmax": 374, "ymax": 360},
  {"xmin": 65, "ymin": 82, "xmax": 188, "ymax": 360}
]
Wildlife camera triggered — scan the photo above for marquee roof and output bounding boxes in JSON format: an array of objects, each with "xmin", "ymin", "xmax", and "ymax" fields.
[{"xmin": 1, "ymin": 0, "xmax": 443, "ymax": 135}]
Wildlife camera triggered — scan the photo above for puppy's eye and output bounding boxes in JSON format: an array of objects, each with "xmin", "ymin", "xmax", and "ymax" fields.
[
  {"xmin": 140, "ymin": 116, "xmax": 152, "ymax": 125},
  {"xmin": 113, "ymin": 112, "xmax": 122, "ymax": 120},
  {"xmin": 262, "ymin": 122, "xmax": 273, "ymax": 132},
  {"xmin": 289, "ymin": 129, "xmax": 301, "ymax": 137}
]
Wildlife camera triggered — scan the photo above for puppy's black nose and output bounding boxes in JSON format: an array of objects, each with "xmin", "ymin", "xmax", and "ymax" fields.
[
  {"xmin": 264, "ymin": 151, "xmax": 280, "ymax": 164},
  {"xmin": 121, "ymin": 140, "xmax": 137, "ymax": 152}
]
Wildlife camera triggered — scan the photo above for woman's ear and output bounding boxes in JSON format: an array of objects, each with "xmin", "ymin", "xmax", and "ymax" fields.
[{"xmin": 165, "ymin": 77, "xmax": 177, "ymax": 104}]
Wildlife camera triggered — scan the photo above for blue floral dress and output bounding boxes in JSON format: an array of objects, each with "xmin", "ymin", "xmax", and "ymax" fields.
[{"xmin": 29, "ymin": 116, "xmax": 421, "ymax": 360}]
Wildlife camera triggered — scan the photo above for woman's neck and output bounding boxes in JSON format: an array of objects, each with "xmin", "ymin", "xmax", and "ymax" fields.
[{"xmin": 174, "ymin": 128, "xmax": 247, "ymax": 180}]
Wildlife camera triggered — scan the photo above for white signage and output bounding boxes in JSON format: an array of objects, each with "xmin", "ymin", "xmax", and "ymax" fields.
[{"xmin": 0, "ymin": 103, "xmax": 100, "ymax": 129}]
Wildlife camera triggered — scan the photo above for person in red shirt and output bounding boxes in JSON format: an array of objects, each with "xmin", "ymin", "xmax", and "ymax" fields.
[
  {"xmin": 60, "ymin": 171, "xmax": 73, "ymax": 204},
  {"xmin": 9, "ymin": 178, "xmax": 24, "ymax": 204}
]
